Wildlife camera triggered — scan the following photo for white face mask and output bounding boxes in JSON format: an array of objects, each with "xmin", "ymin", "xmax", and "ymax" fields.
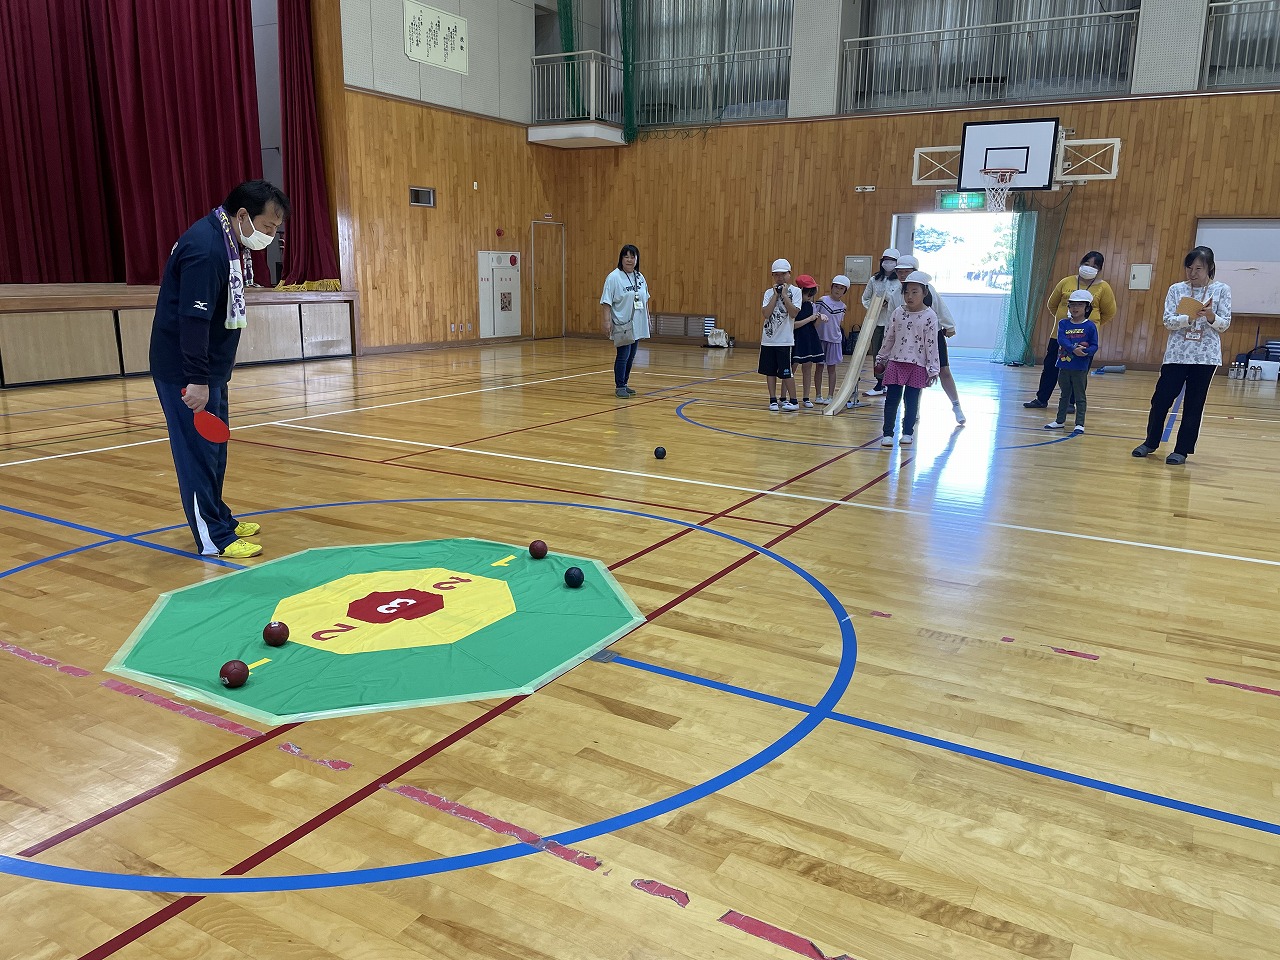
[
  {"xmin": 1078, "ymin": 264, "xmax": 1099, "ymax": 280},
  {"xmin": 881, "ymin": 260, "xmax": 896, "ymax": 273},
  {"xmin": 238, "ymin": 214, "xmax": 275, "ymax": 251}
]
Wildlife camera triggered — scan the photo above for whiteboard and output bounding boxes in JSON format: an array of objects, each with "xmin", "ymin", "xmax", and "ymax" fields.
[{"xmin": 1195, "ymin": 219, "xmax": 1280, "ymax": 315}]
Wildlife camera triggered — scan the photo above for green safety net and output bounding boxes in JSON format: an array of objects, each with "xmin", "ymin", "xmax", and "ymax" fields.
[
  {"xmin": 618, "ymin": 0, "xmax": 637, "ymax": 142},
  {"xmin": 994, "ymin": 189, "xmax": 1074, "ymax": 365}
]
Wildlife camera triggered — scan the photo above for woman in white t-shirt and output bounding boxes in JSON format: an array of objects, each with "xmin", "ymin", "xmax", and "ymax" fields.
[
  {"xmin": 1132, "ymin": 245, "xmax": 1232, "ymax": 465},
  {"xmin": 861, "ymin": 248, "xmax": 901, "ymax": 396},
  {"xmin": 600, "ymin": 244, "xmax": 652, "ymax": 399}
]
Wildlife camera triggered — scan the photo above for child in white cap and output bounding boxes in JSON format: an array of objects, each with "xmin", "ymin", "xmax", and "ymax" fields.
[
  {"xmin": 1045, "ymin": 289, "xmax": 1098, "ymax": 434},
  {"xmin": 760, "ymin": 259, "xmax": 801, "ymax": 411},
  {"xmin": 861, "ymin": 248, "xmax": 901, "ymax": 397},
  {"xmin": 875, "ymin": 271, "xmax": 940, "ymax": 445},
  {"xmin": 814, "ymin": 276, "xmax": 850, "ymax": 404}
]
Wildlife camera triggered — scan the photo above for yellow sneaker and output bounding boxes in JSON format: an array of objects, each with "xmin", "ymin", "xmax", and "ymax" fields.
[
  {"xmin": 220, "ymin": 539, "xmax": 263, "ymax": 559},
  {"xmin": 234, "ymin": 521, "xmax": 261, "ymax": 538}
]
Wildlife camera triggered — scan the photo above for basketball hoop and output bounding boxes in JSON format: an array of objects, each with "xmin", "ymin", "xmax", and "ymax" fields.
[{"xmin": 981, "ymin": 168, "xmax": 1018, "ymax": 212}]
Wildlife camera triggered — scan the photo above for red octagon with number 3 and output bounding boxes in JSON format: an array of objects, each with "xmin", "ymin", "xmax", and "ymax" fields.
[{"xmin": 347, "ymin": 589, "xmax": 444, "ymax": 624}]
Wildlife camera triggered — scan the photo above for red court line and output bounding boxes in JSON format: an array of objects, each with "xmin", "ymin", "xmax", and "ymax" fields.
[
  {"xmin": 19, "ymin": 723, "xmax": 302, "ymax": 858},
  {"xmin": 221, "ymin": 435, "xmax": 710, "ymax": 518},
  {"xmin": 77, "ymin": 696, "xmax": 526, "ymax": 960},
  {"xmin": 610, "ymin": 437, "xmax": 880, "ymax": 571},
  {"xmin": 379, "ymin": 395, "xmax": 670, "ymax": 464}
]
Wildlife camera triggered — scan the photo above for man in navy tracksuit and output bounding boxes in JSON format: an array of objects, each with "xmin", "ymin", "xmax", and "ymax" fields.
[{"xmin": 150, "ymin": 180, "xmax": 289, "ymax": 559}]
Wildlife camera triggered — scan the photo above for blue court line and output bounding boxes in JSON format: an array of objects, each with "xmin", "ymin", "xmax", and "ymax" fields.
[
  {"xmin": 612, "ymin": 655, "xmax": 1280, "ymax": 837},
  {"xmin": 0, "ymin": 496, "xmax": 855, "ymax": 893},
  {"xmin": 640, "ymin": 369, "xmax": 755, "ymax": 398},
  {"xmin": 1162, "ymin": 389, "xmax": 1184, "ymax": 443},
  {"xmin": 675, "ymin": 398, "xmax": 873, "ymax": 449},
  {"xmin": 0, "ymin": 504, "xmax": 244, "ymax": 572}
]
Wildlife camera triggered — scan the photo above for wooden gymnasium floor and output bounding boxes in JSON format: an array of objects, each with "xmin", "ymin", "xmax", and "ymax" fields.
[{"xmin": 1, "ymin": 338, "xmax": 1279, "ymax": 960}]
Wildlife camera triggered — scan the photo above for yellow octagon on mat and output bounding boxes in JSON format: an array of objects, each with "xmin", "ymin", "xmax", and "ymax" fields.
[{"xmin": 271, "ymin": 568, "xmax": 516, "ymax": 655}]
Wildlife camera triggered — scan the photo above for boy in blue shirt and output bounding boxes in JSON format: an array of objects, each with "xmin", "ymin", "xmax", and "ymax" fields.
[{"xmin": 1045, "ymin": 289, "xmax": 1099, "ymax": 434}]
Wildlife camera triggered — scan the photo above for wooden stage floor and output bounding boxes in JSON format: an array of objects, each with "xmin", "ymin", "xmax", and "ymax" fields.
[{"xmin": 1, "ymin": 339, "xmax": 1278, "ymax": 960}]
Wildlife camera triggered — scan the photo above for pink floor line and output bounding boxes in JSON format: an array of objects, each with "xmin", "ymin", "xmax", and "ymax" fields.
[
  {"xmin": 1, "ymin": 641, "xmax": 93, "ymax": 677},
  {"xmin": 869, "ymin": 611, "xmax": 892, "ymax": 619},
  {"xmin": 1207, "ymin": 677, "xmax": 1280, "ymax": 697},
  {"xmin": 631, "ymin": 879, "xmax": 690, "ymax": 907},
  {"xmin": 999, "ymin": 636, "xmax": 1016, "ymax": 643},
  {"xmin": 383, "ymin": 784, "xmax": 602, "ymax": 870},
  {"xmin": 100, "ymin": 679, "xmax": 266, "ymax": 738},
  {"xmin": 1046, "ymin": 646, "xmax": 1100, "ymax": 661},
  {"xmin": 719, "ymin": 911, "xmax": 857, "ymax": 960},
  {"xmin": 278, "ymin": 741, "xmax": 353, "ymax": 771}
]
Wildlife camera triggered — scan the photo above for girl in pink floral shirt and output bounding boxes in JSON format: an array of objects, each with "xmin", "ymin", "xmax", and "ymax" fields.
[{"xmin": 875, "ymin": 271, "xmax": 940, "ymax": 446}]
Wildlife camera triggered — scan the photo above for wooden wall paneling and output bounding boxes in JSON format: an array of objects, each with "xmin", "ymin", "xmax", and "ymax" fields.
[
  {"xmin": 555, "ymin": 92, "xmax": 1280, "ymax": 368},
  {"xmin": 0, "ymin": 311, "xmax": 120, "ymax": 384},
  {"xmin": 117, "ymin": 308, "xmax": 153, "ymax": 374},
  {"xmin": 301, "ymin": 301, "xmax": 354, "ymax": 357},
  {"xmin": 340, "ymin": 90, "xmax": 568, "ymax": 351},
  {"xmin": 237, "ymin": 304, "xmax": 303, "ymax": 363}
]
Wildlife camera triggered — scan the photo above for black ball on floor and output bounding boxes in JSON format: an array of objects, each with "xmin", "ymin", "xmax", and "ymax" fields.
[
  {"xmin": 564, "ymin": 566, "xmax": 585, "ymax": 589},
  {"xmin": 654, "ymin": 446, "xmax": 667, "ymax": 460}
]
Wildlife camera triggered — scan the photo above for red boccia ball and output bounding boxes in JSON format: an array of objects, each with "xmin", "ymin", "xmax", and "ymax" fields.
[
  {"xmin": 529, "ymin": 540, "xmax": 549, "ymax": 560},
  {"xmin": 262, "ymin": 621, "xmax": 290, "ymax": 646},
  {"xmin": 219, "ymin": 660, "xmax": 249, "ymax": 688}
]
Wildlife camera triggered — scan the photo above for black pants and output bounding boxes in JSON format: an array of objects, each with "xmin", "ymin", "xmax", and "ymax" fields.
[
  {"xmin": 1143, "ymin": 363, "xmax": 1216, "ymax": 455},
  {"xmin": 1037, "ymin": 337, "xmax": 1094, "ymax": 404},
  {"xmin": 614, "ymin": 341, "xmax": 638, "ymax": 387},
  {"xmin": 883, "ymin": 384, "xmax": 922, "ymax": 436},
  {"xmin": 870, "ymin": 326, "xmax": 886, "ymax": 388}
]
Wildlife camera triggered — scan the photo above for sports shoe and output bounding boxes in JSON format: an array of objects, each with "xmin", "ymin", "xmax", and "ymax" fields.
[
  {"xmin": 952, "ymin": 401, "xmax": 966, "ymax": 425},
  {"xmin": 802, "ymin": 398, "xmax": 814, "ymax": 409},
  {"xmin": 615, "ymin": 388, "xmax": 630, "ymax": 398},
  {"xmin": 880, "ymin": 434, "xmax": 894, "ymax": 446},
  {"xmin": 1072, "ymin": 425, "xmax": 1085, "ymax": 435},
  {"xmin": 769, "ymin": 401, "xmax": 780, "ymax": 411},
  {"xmin": 864, "ymin": 386, "xmax": 886, "ymax": 397},
  {"xmin": 234, "ymin": 521, "xmax": 261, "ymax": 538},
  {"xmin": 900, "ymin": 433, "xmax": 914, "ymax": 445},
  {"xmin": 1132, "ymin": 443, "xmax": 1156, "ymax": 458},
  {"xmin": 1023, "ymin": 399, "xmax": 1048, "ymax": 408},
  {"xmin": 815, "ymin": 396, "xmax": 828, "ymax": 406},
  {"xmin": 1166, "ymin": 452, "xmax": 1187, "ymax": 465},
  {"xmin": 625, "ymin": 387, "xmax": 637, "ymax": 396},
  {"xmin": 1044, "ymin": 421, "xmax": 1065, "ymax": 430},
  {"xmin": 781, "ymin": 400, "xmax": 799, "ymax": 411},
  {"xmin": 220, "ymin": 539, "xmax": 262, "ymax": 559}
]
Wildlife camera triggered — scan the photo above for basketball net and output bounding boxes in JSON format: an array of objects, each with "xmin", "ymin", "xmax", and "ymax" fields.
[{"xmin": 981, "ymin": 168, "xmax": 1018, "ymax": 212}]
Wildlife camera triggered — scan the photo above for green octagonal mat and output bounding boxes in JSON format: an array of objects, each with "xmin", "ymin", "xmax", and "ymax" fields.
[{"xmin": 108, "ymin": 538, "xmax": 645, "ymax": 725}]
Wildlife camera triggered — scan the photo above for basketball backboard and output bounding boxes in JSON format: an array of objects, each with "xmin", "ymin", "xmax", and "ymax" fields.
[{"xmin": 957, "ymin": 118, "xmax": 1060, "ymax": 191}]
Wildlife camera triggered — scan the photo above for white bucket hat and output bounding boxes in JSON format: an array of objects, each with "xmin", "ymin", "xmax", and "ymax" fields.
[
  {"xmin": 881, "ymin": 248, "xmax": 900, "ymax": 261},
  {"xmin": 832, "ymin": 275, "xmax": 851, "ymax": 288},
  {"xmin": 770, "ymin": 258, "xmax": 791, "ymax": 272}
]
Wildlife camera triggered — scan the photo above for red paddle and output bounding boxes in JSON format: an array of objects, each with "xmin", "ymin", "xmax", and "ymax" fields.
[{"xmin": 180, "ymin": 390, "xmax": 231, "ymax": 443}]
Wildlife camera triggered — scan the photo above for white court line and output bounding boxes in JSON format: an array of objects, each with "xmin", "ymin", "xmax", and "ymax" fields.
[
  {"xmin": 0, "ymin": 368, "xmax": 611, "ymax": 469},
  {"xmin": 0, "ymin": 437, "xmax": 170, "ymax": 469},
  {"xmin": 279, "ymin": 422, "xmax": 1280, "ymax": 568}
]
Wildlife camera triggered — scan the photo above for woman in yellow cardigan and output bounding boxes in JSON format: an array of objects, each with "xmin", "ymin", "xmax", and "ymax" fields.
[{"xmin": 1023, "ymin": 251, "xmax": 1117, "ymax": 409}]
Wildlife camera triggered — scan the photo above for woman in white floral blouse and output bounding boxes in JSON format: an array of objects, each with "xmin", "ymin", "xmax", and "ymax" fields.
[{"xmin": 1132, "ymin": 246, "xmax": 1232, "ymax": 465}]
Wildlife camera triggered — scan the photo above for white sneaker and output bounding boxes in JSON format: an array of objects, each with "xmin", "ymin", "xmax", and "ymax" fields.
[
  {"xmin": 781, "ymin": 400, "xmax": 799, "ymax": 411},
  {"xmin": 880, "ymin": 434, "xmax": 895, "ymax": 446},
  {"xmin": 802, "ymin": 399, "xmax": 814, "ymax": 409},
  {"xmin": 952, "ymin": 402, "xmax": 966, "ymax": 425},
  {"xmin": 769, "ymin": 401, "xmax": 779, "ymax": 411},
  {"xmin": 1072, "ymin": 425, "xmax": 1085, "ymax": 434},
  {"xmin": 815, "ymin": 396, "xmax": 828, "ymax": 405},
  {"xmin": 864, "ymin": 387, "xmax": 886, "ymax": 397},
  {"xmin": 900, "ymin": 433, "xmax": 914, "ymax": 445},
  {"xmin": 846, "ymin": 399, "xmax": 858, "ymax": 409},
  {"xmin": 1044, "ymin": 421, "xmax": 1064, "ymax": 430}
]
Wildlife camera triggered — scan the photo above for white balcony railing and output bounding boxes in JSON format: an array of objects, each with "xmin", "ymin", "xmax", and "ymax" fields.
[
  {"xmin": 531, "ymin": 46, "xmax": 790, "ymax": 128},
  {"xmin": 840, "ymin": 10, "xmax": 1139, "ymax": 114},
  {"xmin": 531, "ymin": 51, "xmax": 625, "ymax": 126},
  {"xmin": 1202, "ymin": 0, "xmax": 1280, "ymax": 90}
]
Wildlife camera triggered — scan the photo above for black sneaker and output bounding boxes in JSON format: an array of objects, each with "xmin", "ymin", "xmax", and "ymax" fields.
[
  {"xmin": 1023, "ymin": 399, "xmax": 1048, "ymax": 408},
  {"xmin": 1166, "ymin": 453, "xmax": 1187, "ymax": 465}
]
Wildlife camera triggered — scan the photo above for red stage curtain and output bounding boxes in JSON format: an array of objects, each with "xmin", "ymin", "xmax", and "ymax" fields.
[
  {"xmin": 90, "ymin": 0, "xmax": 266, "ymax": 284},
  {"xmin": 278, "ymin": 0, "xmax": 339, "ymax": 285},
  {"xmin": 0, "ymin": 0, "xmax": 120, "ymax": 283}
]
